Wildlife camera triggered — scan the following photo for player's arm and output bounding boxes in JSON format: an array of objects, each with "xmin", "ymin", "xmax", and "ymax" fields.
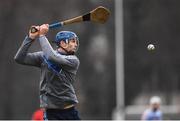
[
  {"xmin": 38, "ymin": 24, "xmax": 79, "ymax": 70},
  {"xmin": 14, "ymin": 26, "xmax": 42, "ymax": 67}
]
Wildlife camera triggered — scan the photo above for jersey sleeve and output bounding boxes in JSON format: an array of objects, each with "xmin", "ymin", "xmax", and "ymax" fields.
[
  {"xmin": 38, "ymin": 36, "xmax": 80, "ymax": 72},
  {"xmin": 14, "ymin": 36, "xmax": 43, "ymax": 67}
]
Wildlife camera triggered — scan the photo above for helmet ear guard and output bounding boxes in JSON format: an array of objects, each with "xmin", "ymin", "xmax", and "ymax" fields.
[{"xmin": 65, "ymin": 39, "xmax": 68, "ymax": 43}]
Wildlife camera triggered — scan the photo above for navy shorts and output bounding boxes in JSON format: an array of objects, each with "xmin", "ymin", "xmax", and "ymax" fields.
[{"xmin": 44, "ymin": 107, "xmax": 81, "ymax": 120}]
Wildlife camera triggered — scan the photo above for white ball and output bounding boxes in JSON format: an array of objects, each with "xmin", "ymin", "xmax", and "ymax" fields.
[{"xmin": 147, "ymin": 44, "xmax": 155, "ymax": 51}]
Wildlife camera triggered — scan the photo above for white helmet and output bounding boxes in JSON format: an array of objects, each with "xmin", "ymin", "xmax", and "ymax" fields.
[{"xmin": 150, "ymin": 96, "xmax": 161, "ymax": 104}]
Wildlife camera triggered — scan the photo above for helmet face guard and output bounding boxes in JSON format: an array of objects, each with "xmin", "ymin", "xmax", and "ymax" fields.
[{"xmin": 54, "ymin": 31, "xmax": 79, "ymax": 52}]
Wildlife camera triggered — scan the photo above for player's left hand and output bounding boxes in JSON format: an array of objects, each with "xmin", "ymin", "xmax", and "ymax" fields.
[{"xmin": 29, "ymin": 25, "xmax": 40, "ymax": 40}]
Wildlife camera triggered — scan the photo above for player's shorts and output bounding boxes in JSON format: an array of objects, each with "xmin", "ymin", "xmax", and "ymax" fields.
[{"xmin": 44, "ymin": 107, "xmax": 81, "ymax": 120}]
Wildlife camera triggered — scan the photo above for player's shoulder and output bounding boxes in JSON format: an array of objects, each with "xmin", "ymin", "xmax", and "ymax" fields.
[
  {"xmin": 66, "ymin": 55, "xmax": 79, "ymax": 60},
  {"xmin": 56, "ymin": 51, "xmax": 80, "ymax": 63},
  {"xmin": 56, "ymin": 51, "xmax": 78, "ymax": 59},
  {"xmin": 67, "ymin": 55, "xmax": 80, "ymax": 64}
]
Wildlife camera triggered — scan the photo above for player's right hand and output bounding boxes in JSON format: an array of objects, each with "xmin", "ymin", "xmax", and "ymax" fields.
[
  {"xmin": 29, "ymin": 25, "xmax": 40, "ymax": 40},
  {"xmin": 39, "ymin": 24, "xmax": 49, "ymax": 36}
]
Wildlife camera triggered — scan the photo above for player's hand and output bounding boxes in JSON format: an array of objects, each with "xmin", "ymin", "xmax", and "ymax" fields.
[
  {"xmin": 29, "ymin": 25, "xmax": 40, "ymax": 40},
  {"xmin": 39, "ymin": 24, "xmax": 49, "ymax": 36}
]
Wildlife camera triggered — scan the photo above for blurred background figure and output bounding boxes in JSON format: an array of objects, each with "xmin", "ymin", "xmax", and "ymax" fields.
[
  {"xmin": 31, "ymin": 108, "xmax": 43, "ymax": 121},
  {"xmin": 141, "ymin": 96, "xmax": 162, "ymax": 120}
]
